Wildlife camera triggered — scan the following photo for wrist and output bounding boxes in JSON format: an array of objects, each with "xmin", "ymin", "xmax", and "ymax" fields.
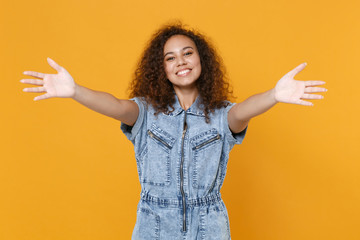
[
  {"xmin": 72, "ymin": 83, "xmax": 81, "ymax": 100},
  {"xmin": 269, "ymin": 88, "xmax": 278, "ymax": 104}
]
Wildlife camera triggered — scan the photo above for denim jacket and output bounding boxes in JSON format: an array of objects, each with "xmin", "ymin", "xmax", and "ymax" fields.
[{"xmin": 121, "ymin": 95, "xmax": 247, "ymax": 239}]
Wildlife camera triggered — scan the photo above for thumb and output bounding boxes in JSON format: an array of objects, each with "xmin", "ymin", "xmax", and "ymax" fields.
[
  {"xmin": 47, "ymin": 57, "xmax": 62, "ymax": 72},
  {"xmin": 288, "ymin": 62, "xmax": 307, "ymax": 78}
]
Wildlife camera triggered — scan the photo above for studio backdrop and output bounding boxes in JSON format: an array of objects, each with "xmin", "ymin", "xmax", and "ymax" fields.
[{"xmin": 1, "ymin": 0, "xmax": 359, "ymax": 239}]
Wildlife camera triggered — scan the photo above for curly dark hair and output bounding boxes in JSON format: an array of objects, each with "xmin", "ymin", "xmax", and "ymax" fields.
[{"xmin": 129, "ymin": 22, "xmax": 234, "ymax": 123}]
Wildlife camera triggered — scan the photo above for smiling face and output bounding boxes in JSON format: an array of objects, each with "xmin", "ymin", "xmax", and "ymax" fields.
[{"xmin": 163, "ymin": 35, "xmax": 202, "ymax": 91}]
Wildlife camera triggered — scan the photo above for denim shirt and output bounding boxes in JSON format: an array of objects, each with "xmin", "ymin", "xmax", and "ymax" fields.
[
  {"xmin": 121, "ymin": 95, "xmax": 246, "ymax": 198},
  {"xmin": 121, "ymin": 95, "xmax": 247, "ymax": 240}
]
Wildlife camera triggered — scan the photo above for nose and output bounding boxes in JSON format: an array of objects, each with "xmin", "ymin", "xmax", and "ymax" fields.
[{"xmin": 177, "ymin": 56, "xmax": 187, "ymax": 66}]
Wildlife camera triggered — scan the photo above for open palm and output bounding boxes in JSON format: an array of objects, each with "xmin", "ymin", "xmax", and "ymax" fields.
[
  {"xmin": 21, "ymin": 58, "xmax": 76, "ymax": 101},
  {"xmin": 274, "ymin": 63, "xmax": 327, "ymax": 106}
]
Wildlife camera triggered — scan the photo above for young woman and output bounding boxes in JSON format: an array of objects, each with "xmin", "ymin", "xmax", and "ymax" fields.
[{"xmin": 21, "ymin": 24, "xmax": 327, "ymax": 239}]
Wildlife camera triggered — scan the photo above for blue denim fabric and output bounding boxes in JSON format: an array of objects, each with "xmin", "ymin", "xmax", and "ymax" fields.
[{"xmin": 121, "ymin": 95, "xmax": 247, "ymax": 240}]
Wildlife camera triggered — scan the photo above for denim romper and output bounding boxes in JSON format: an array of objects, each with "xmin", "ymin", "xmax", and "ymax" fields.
[{"xmin": 121, "ymin": 95, "xmax": 247, "ymax": 240}]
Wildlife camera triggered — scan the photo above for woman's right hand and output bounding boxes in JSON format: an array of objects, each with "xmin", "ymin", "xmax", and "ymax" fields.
[{"xmin": 21, "ymin": 58, "xmax": 76, "ymax": 101}]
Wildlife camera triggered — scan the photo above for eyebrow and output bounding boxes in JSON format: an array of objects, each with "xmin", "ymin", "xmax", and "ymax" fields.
[{"xmin": 164, "ymin": 46, "xmax": 194, "ymax": 58}]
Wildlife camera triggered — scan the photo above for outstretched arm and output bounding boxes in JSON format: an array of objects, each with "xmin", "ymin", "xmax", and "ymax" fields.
[
  {"xmin": 21, "ymin": 58, "xmax": 139, "ymax": 126},
  {"xmin": 228, "ymin": 63, "xmax": 327, "ymax": 133}
]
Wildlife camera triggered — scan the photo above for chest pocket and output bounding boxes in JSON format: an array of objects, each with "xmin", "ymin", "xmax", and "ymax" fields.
[
  {"xmin": 140, "ymin": 124, "xmax": 175, "ymax": 186},
  {"xmin": 190, "ymin": 129, "xmax": 222, "ymax": 190}
]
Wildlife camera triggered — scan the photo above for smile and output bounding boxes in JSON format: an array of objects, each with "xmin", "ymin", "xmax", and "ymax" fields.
[{"xmin": 176, "ymin": 69, "xmax": 191, "ymax": 76}]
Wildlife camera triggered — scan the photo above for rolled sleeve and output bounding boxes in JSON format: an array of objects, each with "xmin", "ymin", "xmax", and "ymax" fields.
[
  {"xmin": 120, "ymin": 97, "xmax": 145, "ymax": 142},
  {"xmin": 223, "ymin": 102, "xmax": 248, "ymax": 145}
]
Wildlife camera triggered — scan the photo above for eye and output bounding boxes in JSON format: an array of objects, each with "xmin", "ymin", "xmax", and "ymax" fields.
[
  {"xmin": 166, "ymin": 56, "xmax": 175, "ymax": 61},
  {"xmin": 184, "ymin": 51, "xmax": 193, "ymax": 56}
]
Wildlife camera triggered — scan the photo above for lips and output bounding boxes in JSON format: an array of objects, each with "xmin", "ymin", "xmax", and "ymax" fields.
[{"xmin": 176, "ymin": 68, "xmax": 192, "ymax": 76}]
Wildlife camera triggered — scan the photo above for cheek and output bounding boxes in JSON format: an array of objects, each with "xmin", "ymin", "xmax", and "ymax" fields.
[
  {"xmin": 195, "ymin": 58, "xmax": 202, "ymax": 75},
  {"xmin": 194, "ymin": 55, "xmax": 201, "ymax": 67},
  {"xmin": 163, "ymin": 63, "xmax": 170, "ymax": 76},
  {"xmin": 196, "ymin": 66, "xmax": 202, "ymax": 79},
  {"xmin": 164, "ymin": 66, "xmax": 172, "ymax": 78}
]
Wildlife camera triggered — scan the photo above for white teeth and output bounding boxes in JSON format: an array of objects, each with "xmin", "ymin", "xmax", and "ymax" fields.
[{"xmin": 177, "ymin": 69, "xmax": 190, "ymax": 75}]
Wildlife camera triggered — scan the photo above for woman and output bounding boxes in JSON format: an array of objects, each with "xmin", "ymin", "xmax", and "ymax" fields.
[{"xmin": 21, "ymin": 23, "xmax": 327, "ymax": 239}]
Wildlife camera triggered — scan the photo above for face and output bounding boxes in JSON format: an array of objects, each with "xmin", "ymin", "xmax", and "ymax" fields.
[{"xmin": 163, "ymin": 35, "xmax": 202, "ymax": 91}]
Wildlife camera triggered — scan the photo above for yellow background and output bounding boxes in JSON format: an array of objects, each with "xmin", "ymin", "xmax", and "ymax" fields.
[{"xmin": 1, "ymin": 0, "xmax": 359, "ymax": 239}]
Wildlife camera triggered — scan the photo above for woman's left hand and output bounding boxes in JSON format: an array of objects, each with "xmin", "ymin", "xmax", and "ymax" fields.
[{"xmin": 274, "ymin": 63, "xmax": 327, "ymax": 106}]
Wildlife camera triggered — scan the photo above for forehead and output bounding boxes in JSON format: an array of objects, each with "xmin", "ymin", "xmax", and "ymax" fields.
[{"xmin": 163, "ymin": 35, "xmax": 197, "ymax": 53}]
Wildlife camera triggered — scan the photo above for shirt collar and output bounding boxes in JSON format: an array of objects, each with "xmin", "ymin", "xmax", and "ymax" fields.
[{"xmin": 166, "ymin": 94, "xmax": 205, "ymax": 117}]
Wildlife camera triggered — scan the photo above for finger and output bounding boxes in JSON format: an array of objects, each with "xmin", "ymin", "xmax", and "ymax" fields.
[
  {"xmin": 304, "ymin": 87, "xmax": 328, "ymax": 93},
  {"xmin": 20, "ymin": 79, "xmax": 44, "ymax": 86},
  {"xmin": 288, "ymin": 62, "xmax": 307, "ymax": 78},
  {"xmin": 302, "ymin": 93, "xmax": 324, "ymax": 100},
  {"xmin": 304, "ymin": 81, "xmax": 326, "ymax": 87},
  {"xmin": 23, "ymin": 87, "xmax": 46, "ymax": 93},
  {"xmin": 295, "ymin": 99, "xmax": 314, "ymax": 106},
  {"xmin": 34, "ymin": 93, "xmax": 51, "ymax": 101},
  {"xmin": 47, "ymin": 57, "xmax": 62, "ymax": 72},
  {"xmin": 23, "ymin": 71, "xmax": 45, "ymax": 79}
]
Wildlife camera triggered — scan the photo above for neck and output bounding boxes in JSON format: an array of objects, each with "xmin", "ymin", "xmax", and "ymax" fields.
[{"xmin": 173, "ymin": 86, "xmax": 199, "ymax": 110}]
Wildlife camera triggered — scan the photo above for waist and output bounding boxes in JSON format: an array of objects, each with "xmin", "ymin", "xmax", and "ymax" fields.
[{"xmin": 140, "ymin": 191, "xmax": 222, "ymax": 208}]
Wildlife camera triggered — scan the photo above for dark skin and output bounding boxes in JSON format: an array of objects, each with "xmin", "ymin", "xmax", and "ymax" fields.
[{"xmin": 21, "ymin": 37, "xmax": 327, "ymax": 132}]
